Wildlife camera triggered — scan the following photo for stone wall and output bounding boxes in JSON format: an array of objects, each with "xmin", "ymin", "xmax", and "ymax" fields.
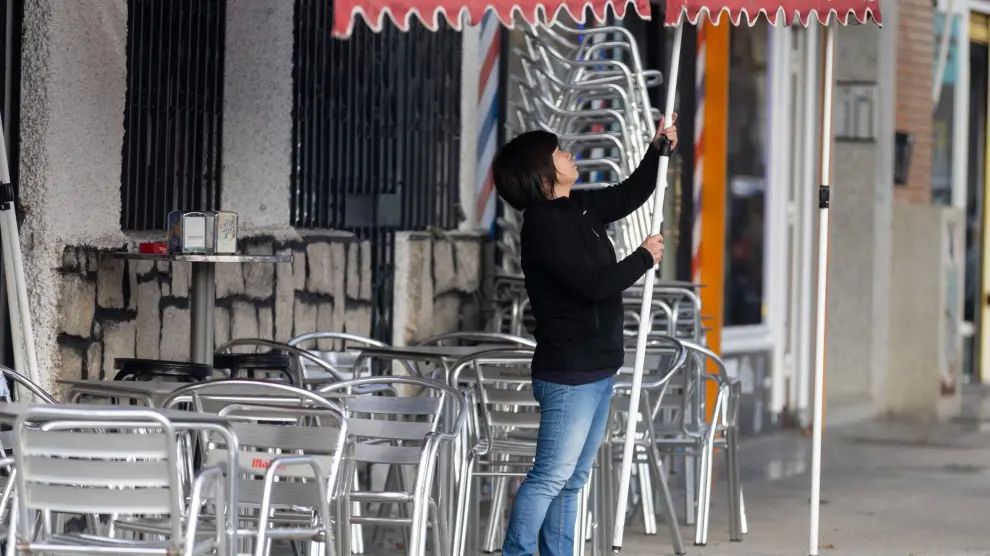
[
  {"xmin": 392, "ymin": 232, "xmax": 484, "ymax": 346},
  {"xmin": 54, "ymin": 234, "xmax": 371, "ymax": 395}
]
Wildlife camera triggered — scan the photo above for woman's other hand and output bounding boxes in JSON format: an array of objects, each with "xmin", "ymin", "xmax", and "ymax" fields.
[
  {"xmin": 641, "ymin": 234, "xmax": 664, "ymax": 265},
  {"xmin": 653, "ymin": 113, "xmax": 678, "ymax": 150}
]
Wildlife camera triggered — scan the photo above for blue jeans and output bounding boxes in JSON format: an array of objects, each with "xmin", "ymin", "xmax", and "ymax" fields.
[{"xmin": 502, "ymin": 374, "xmax": 615, "ymax": 556}]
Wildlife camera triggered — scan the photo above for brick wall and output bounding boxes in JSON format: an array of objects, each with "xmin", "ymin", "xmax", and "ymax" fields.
[{"xmin": 894, "ymin": 0, "xmax": 934, "ymax": 204}]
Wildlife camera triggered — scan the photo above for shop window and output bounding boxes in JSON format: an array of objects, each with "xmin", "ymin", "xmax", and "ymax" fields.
[{"xmin": 724, "ymin": 26, "xmax": 768, "ymax": 327}]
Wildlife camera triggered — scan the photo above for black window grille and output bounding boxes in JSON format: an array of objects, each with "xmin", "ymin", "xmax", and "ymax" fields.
[
  {"xmin": 1, "ymin": 0, "xmax": 21, "ymax": 200},
  {"xmin": 292, "ymin": 3, "xmax": 462, "ymax": 339},
  {"xmin": 121, "ymin": 0, "xmax": 226, "ymax": 231}
]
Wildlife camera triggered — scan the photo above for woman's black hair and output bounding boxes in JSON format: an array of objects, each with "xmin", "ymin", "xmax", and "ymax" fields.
[{"xmin": 492, "ymin": 130, "xmax": 560, "ymax": 211}]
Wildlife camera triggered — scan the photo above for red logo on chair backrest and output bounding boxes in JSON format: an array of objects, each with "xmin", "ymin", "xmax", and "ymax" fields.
[{"xmin": 251, "ymin": 458, "xmax": 271, "ymax": 470}]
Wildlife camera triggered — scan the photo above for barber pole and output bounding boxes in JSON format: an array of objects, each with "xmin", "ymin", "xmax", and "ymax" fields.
[
  {"xmin": 476, "ymin": 12, "xmax": 500, "ymax": 232},
  {"xmin": 691, "ymin": 25, "xmax": 705, "ymax": 284}
]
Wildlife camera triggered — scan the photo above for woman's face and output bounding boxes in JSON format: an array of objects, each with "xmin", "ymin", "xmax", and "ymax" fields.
[{"xmin": 552, "ymin": 147, "xmax": 578, "ymax": 191}]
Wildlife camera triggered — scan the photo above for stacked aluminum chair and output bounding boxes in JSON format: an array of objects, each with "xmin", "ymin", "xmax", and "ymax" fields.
[{"xmin": 498, "ymin": 22, "xmax": 663, "ymax": 270}]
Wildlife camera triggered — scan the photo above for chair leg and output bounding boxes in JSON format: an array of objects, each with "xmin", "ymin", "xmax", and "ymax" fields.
[
  {"xmin": 726, "ymin": 427, "xmax": 743, "ymax": 542},
  {"xmin": 351, "ymin": 470, "xmax": 365, "ymax": 555},
  {"xmin": 338, "ymin": 492, "xmax": 352, "ymax": 556},
  {"xmin": 638, "ymin": 460, "xmax": 657, "ymax": 535},
  {"xmin": 428, "ymin": 501, "xmax": 443, "ymax": 556},
  {"xmin": 693, "ymin": 439, "xmax": 715, "ymax": 546},
  {"xmin": 684, "ymin": 454, "xmax": 696, "ymax": 526},
  {"xmin": 482, "ymin": 476, "xmax": 508, "ymax": 553},
  {"xmin": 648, "ymin": 447, "xmax": 685, "ymax": 556},
  {"xmin": 740, "ymin": 488, "xmax": 748, "ymax": 535},
  {"xmin": 6, "ymin": 495, "xmax": 17, "ymax": 556},
  {"xmin": 575, "ymin": 480, "xmax": 592, "ymax": 556},
  {"xmin": 452, "ymin": 455, "xmax": 475, "ymax": 556}
]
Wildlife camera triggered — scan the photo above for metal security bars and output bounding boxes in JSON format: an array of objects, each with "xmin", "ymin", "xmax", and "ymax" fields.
[
  {"xmin": 291, "ymin": 2, "xmax": 462, "ymax": 230},
  {"xmin": 1, "ymin": 0, "xmax": 21, "ymax": 202},
  {"xmin": 292, "ymin": 3, "xmax": 462, "ymax": 339},
  {"xmin": 121, "ymin": 0, "xmax": 226, "ymax": 231}
]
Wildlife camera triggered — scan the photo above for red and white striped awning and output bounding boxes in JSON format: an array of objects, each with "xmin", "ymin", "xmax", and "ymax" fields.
[
  {"xmin": 664, "ymin": 0, "xmax": 881, "ymax": 26},
  {"xmin": 332, "ymin": 0, "xmax": 651, "ymax": 38}
]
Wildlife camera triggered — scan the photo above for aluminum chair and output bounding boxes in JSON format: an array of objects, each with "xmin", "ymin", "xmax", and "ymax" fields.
[
  {"xmin": 0, "ymin": 365, "xmax": 56, "ymax": 549},
  {"xmin": 10, "ymin": 406, "xmax": 224, "ymax": 555},
  {"xmin": 289, "ymin": 332, "xmax": 417, "ymax": 386},
  {"xmin": 447, "ymin": 349, "xmax": 542, "ymax": 556},
  {"xmin": 605, "ymin": 340, "xmax": 689, "ymax": 554},
  {"xmin": 318, "ymin": 376, "xmax": 468, "ymax": 556},
  {"xmin": 216, "ymin": 338, "xmax": 347, "ymax": 387},
  {"xmin": 642, "ymin": 341, "xmax": 745, "ymax": 545},
  {"xmin": 161, "ymin": 379, "xmax": 348, "ymax": 556}
]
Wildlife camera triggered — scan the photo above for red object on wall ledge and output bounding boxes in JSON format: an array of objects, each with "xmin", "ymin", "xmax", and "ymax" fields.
[{"xmin": 138, "ymin": 242, "xmax": 169, "ymax": 255}]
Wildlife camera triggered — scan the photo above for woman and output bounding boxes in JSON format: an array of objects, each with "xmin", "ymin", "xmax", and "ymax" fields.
[{"xmin": 491, "ymin": 116, "xmax": 677, "ymax": 556}]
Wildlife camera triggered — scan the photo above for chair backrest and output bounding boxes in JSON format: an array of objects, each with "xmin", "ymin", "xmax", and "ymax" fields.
[
  {"xmin": 166, "ymin": 380, "xmax": 348, "ymax": 509},
  {"xmin": 0, "ymin": 366, "xmax": 56, "ymax": 404},
  {"xmin": 413, "ymin": 331, "xmax": 536, "ymax": 349},
  {"xmin": 14, "ymin": 406, "xmax": 184, "ymax": 541},
  {"xmin": 318, "ymin": 377, "xmax": 466, "ymax": 467},
  {"xmin": 164, "ymin": 378, "xmax": 333, "ymax": 417},
  {"xmin": 449, "ymin": 349, "xmax": 538, "ymax": 449},
  {"xmin": 216, "ymin": 338, "xmax": 346, "ymax": 385},
  {"xmin": 288, "ymin": 331, "xmax": 392, "ymax": 383}
]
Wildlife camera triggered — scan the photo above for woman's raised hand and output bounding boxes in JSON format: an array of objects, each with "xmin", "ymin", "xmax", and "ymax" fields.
[
  {"xmin": 653, "ymin": 113, "xmax": 678, "ymax": 151},
  {"xmin": 640, "ymin": 234, "xmax": 664, "ymax": 265}
]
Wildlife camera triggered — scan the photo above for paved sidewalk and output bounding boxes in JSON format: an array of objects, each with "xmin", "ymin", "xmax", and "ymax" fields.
[
  {"xmin": 624, "ymin": 387, "xmax": 990, "ymax": 555},
  {"xmin": 363, "ymin": 388, "xmax": 990, "ymax": 556}
]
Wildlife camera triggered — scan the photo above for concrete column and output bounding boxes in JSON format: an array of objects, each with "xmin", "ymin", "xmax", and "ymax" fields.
[
  {"xmin": 18, "ymin": 0, "xmax": 129, "ymax": 389},
  {"xmin": 825, "ymin": 24, "xmax": 887, "ymax": 422},
  {"xmin": 221, "ymin": 0, "xmax": 294, "ymax": 231}
]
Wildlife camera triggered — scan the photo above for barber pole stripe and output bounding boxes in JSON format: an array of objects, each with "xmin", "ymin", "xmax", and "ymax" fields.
[
  {"xmin": 691, "ymin": 25, "xmax": 706, "ymax": 284},
  {"xmin": 476, "ymin": 13, "xmax": 500, "ymax": 232}
]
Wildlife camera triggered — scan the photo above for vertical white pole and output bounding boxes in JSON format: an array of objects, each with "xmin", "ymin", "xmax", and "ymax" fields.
[
  {"xmin": 0, "ymin": 111, "xmax": 40, "ymax": 390},
  {"xmin": 809, "ymin": 23, "xmax": 836, "ymax": 556},
  {"xmin": 0, "ymin": 112, "xmax": 25, "ymax": 376},
  {"xmin": 611, "ymin": 21, "xmax": 683, "ymax": 553},
  {"xmin": 797, "ymin": 26, "xmax": 820, "ymax": 427}
]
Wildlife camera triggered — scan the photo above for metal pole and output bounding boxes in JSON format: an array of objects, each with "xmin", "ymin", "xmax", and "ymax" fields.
[
  {"xmin": 932, "ymin": 0, "xmax": 954, "ymax": 104},
  {"xmin": 0, "ymin": 111, "xmax": 39, "ymax": 390},
  {"xmin": 611, "ymin": 21, "xmax": 683, "ymax": 553},
  {"xmin": 189, "ymin": 262, "xmax": 216, "ymax": 365},
  {"xmin": 809, "ymin": 23, "xmax": 836, "ymax": 556}
]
